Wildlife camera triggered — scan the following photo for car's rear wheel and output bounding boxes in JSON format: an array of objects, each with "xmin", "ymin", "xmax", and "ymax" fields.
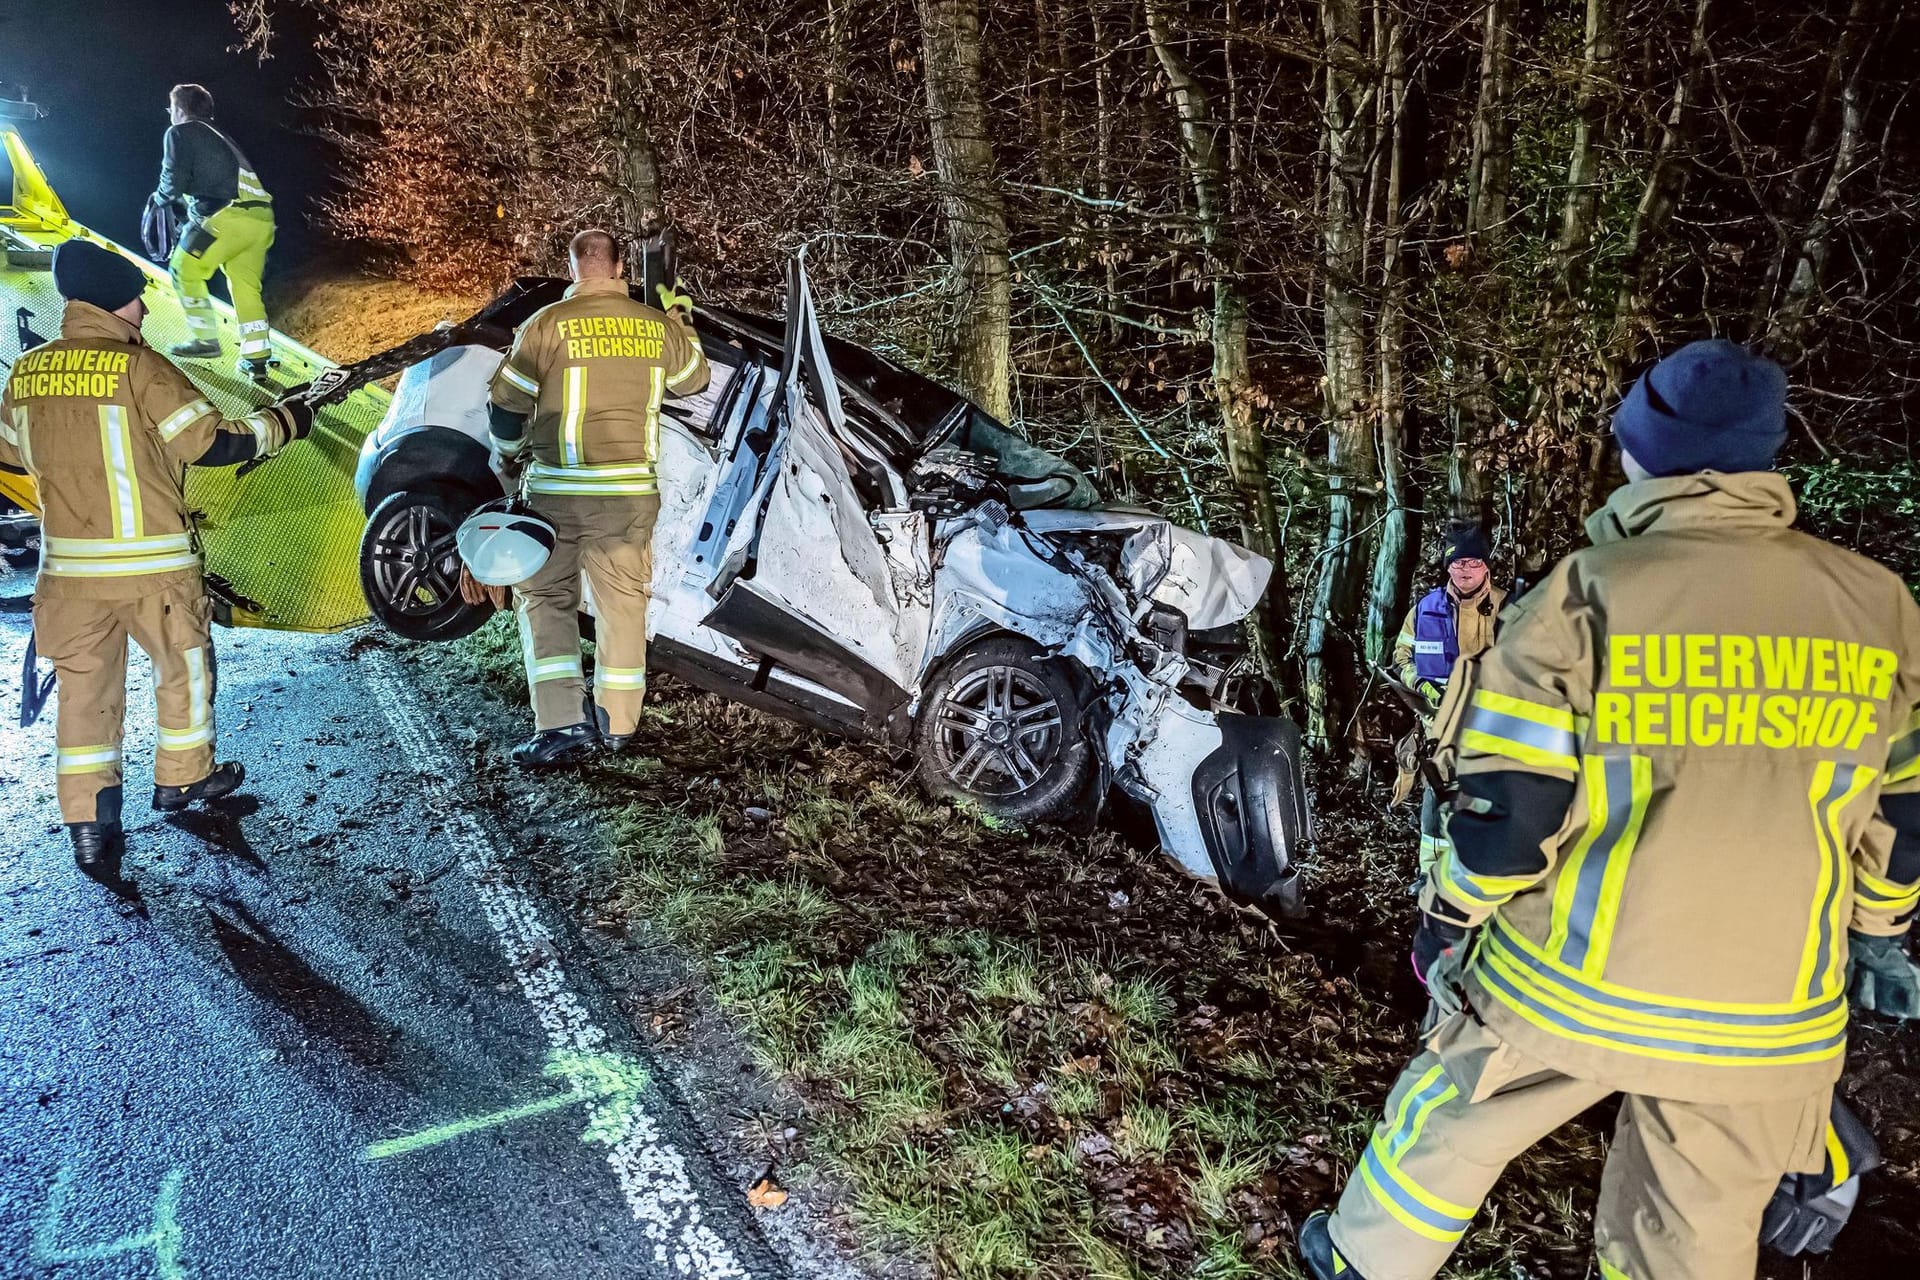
[
  {"xmin": 913, "ymin": 636, "xmax": 1095, "ymax": 826},
  {"xmin": 359, "ymin": 487, "xmax": 493, "ymax": 642}
]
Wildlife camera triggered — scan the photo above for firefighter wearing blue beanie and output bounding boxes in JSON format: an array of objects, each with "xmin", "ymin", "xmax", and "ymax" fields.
[{"xmin": 1297, "ymin": 335, "xmax": 1920, "ymax": 1280}]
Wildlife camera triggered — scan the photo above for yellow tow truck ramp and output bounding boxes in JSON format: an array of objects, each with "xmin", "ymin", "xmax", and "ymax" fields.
[{"xmin": 2, "ymin": 127, "xmax": 383, "ymax": 632}]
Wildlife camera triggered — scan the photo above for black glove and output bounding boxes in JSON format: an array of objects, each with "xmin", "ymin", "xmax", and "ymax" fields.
[
  {"xmin": 272, "ymin": 387, "xmax": 316, "ymax": 443},
  {"xmin": 1412, "ymin": 913, "xmax": 1473, "ymax": 1019},
  {"xmin": 1848, "ymin": 932, "xmax": 1920, "ymax": 1021}
]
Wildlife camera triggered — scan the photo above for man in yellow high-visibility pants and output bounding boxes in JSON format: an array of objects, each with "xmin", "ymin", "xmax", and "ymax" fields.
[{"xmin": 151, "ymin": 83, "xmax": 277, "ymax": 382}]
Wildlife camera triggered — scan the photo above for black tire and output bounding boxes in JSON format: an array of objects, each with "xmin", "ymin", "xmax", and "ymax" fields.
[
  {"xmin": 913, "ymin": 635, "xmax": 1095, "ymax": 826},
  {"xmin": 359, "ymin": 487, "xmax": 493, "ymax": 642}
]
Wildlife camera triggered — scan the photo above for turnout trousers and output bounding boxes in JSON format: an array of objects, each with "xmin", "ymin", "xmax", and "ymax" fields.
[
  {"xmin": 514, "ymin": 493, "xmax": 658, "ymax": 736},
  {"xmin": 1328, "ymin": 1013, "xmax": 1829, "ymax": 1280},
  {"xmin": 170, "ymin": 203, "xmax": 276, "ymax": 363},
  {"xmin": 33, "ymin": 584, "xmax": 217, "ymax": 824},
  {"xmin": 1416, "ymin": 782, "xmax": 1450, "ymax": 879}
]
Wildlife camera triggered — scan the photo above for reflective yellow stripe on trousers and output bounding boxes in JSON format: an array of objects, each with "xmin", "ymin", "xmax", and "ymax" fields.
[{"xmin": 1357, "ymin": 1063, "xmax": 1476, "ymax": 1244}]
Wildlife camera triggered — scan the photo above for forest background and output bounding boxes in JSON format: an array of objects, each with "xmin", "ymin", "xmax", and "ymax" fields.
[{"xmin": 236, "ymin": 0, "xmax": 1920, "ymax": 746}]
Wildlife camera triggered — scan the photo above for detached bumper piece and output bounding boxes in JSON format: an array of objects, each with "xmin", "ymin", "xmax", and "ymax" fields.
[{"xmin": 1191, "ymin": 713, "xmax": 1310, "ymax": 919}]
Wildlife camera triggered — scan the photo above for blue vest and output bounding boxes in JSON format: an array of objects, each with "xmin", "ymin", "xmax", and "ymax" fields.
[{"xmin": 1411, "ymin": 586, "xmax": 1458, "ymax": 683}]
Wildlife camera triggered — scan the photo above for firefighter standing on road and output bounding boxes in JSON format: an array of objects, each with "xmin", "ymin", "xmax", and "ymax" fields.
[
  {"xmin": 1391, "ymin": 525, "xmax": 1505, "ymax": 877},
  {"xmin": 0, "ymin": 241, "xmax": 311, "ymax": 880},
  {"xmin": 151, "ymin": 83, "xmax": 278, "ymax": 381},
  {"xmin": 1299, "ymin": 339, "xmax": 1920, "ymax": 1280},
  {"xmin": 485, "ymin": 229, "xmax": 709, "ymax": 768}
]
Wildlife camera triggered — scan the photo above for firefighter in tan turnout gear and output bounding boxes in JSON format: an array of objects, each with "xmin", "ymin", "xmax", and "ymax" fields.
[
  {"xmin": 1299, "ymin": 339, "xmax": 1920, "ymax": 1280},
  {"xmin": 0, "ymin": 241, "xmax": 311, "ymax": 878},
  {"xmin": 485, "ymin": 229, "xmax": 708, "ymax": 767}
]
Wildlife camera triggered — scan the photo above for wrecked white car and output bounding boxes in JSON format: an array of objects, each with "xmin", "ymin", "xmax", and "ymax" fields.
[{"xmin": 327, "ymin": 260, "xmax": 1309, "ymax": 917}]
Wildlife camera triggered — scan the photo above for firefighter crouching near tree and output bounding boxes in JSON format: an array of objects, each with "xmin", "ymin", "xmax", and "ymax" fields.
[
  {"xmin": 1298, "ymin": 338, "xmax": 1920, "ymax": 1280},
  {"xmin": 483, "ymin": 229, "xmax": 709, "ymax": 767},
  {"xmin": 1391, "ymin": 525, "xmax": 1505, "ymax": 878},
  {"xmin": 0, "ymin": 241, "xmax": 311, "ymax": 877},
  {"xmin": 152, "ymin": 83, "xmax": 277, "ymax": 381}
]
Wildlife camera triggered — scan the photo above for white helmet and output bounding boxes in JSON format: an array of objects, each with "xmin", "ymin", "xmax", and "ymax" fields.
[{"xmin": 456, "ymin": 498, "xmax": 555, "ymax": 587}]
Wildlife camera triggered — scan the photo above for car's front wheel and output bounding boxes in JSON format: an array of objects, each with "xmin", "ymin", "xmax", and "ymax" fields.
[
  {"xmin": 359, "ymin": 487, "xmax": 493, "ymax": 641},
  {"xmin": 913, "ymin": 636, "xmax": 1096, "ymax": 826}
]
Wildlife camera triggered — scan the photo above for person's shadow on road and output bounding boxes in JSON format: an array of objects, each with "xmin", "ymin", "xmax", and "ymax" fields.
[
  {"xmin": 206, "ymin": 899, "xmax": 401, "ymax": 1068},
  {"xmin": 164, "ymin": 794, "xmax": 265, "ymax": 870}
]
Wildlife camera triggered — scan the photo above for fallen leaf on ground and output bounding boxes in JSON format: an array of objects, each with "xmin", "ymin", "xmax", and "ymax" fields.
[{"xmin": 748, "ymin": 1177, "xmax": 788, "ymax": 1209}]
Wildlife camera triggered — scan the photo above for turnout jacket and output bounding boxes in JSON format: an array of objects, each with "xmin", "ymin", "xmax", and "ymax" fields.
[
  {"xmin": 1429, "ymin": 472, "xmax": 1920, "ymax": 1102},
  {"xmin": 0, "ymin": 301, "xmax": 300, "ymax": 600},
  {"xmin": 487, "ymin": 277, "xmax": 709, "ymax": 499},
  {"xmin": 154, "ymin": 120, "xmax": 272, "ymax": 222}
]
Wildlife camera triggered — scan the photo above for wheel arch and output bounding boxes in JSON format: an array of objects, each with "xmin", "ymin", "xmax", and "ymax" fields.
[{"xmin": 358, "ymin": 426, "xmax": 504, "ymax": 514}]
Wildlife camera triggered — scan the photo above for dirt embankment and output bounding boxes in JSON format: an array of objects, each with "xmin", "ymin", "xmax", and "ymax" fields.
[{"xmin": 267, "ymin": 263, "xmax": 486, "ymax": 363}]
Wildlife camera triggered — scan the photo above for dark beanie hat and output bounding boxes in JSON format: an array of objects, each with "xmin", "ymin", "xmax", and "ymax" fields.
[
  {"xmin": 1443, "ymin": 523, "xmax": 1491, "ymax": 565},
  {"xmin": 52, "ymin": 239, "xmax": 148, "ymax": 313},
  {"xmin": 1612, "ymin": 339, "xmax": 1787, "ymax": 477}
]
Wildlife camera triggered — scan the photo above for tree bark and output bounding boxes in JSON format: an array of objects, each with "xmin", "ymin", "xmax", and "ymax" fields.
[
  {"xmin": 918, "ymin": 0, "xmax": 1014, "ymax": 420},
  {"xmin": 1143, "ymin": 0, "xmax": 1298, "ymax": 704},
  {"xmin": 1765, "ymin": 0, "xmax": 1881, "ymax": 360},
  {"xmin": 1308, "ymin": 0, "xmax": 1378, "ymax": 747},
  {"xmin": 1365, "ymin": 10, "xmax": 1412, "ymax": 669},
  {"xmin": 611, "ymin": 66, "xmax": 661, "ymax": 254}
]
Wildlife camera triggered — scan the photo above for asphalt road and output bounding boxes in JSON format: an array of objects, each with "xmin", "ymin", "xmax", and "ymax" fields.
[{"xmin": 0, "ymin": 581, "xmax": 778, "ymax": 1279}]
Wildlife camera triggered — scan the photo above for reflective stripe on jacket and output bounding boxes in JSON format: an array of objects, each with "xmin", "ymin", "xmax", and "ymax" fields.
[
  {"xmin": 486, "ymin": 277, "xmax": 709, "ymax": 497},
  {"xmin": 0, "ymin": 300, "xmax": 294, "ymax": 599},
  {"xmin": 155, "ymin": 120, "xmax": 272, "ymax": 221},
  {"xmin": 1436, "ymin": 472, "xmax": 1920, "ymax": 1102}
]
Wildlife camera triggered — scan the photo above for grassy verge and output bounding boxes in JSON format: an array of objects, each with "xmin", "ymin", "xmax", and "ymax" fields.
[{"xmin": 439, "ymin": 615, "xmax": 1606, "ymax": 1278}]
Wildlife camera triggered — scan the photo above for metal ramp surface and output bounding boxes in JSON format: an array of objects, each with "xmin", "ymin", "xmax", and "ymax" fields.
[{"xmin": 1, "ymin": 127, "xmax": 385, "ymax": 632}]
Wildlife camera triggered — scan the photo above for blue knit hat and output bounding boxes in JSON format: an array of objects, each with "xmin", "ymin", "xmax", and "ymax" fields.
[{"xmin": 1612, "ymin": 340, "xmax": 1787, "ymax": 477}]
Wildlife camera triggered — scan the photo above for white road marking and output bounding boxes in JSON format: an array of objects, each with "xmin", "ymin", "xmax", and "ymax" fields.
[{"xmin": 366, "ymin": 657, "xmax": 752, "ymax": 1279}]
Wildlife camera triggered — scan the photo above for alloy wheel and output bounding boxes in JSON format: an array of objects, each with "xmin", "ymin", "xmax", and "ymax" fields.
[
  {"xmin": 367, "ymin": 500, "xmax": 462, "ymax": 617},
  {"xmin": 931, "ymin": 664, "xmax": 1065, "ymax": 798}
]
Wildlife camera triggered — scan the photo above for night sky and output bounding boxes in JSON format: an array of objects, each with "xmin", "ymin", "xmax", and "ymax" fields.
[{"xmin": 2, "ymin": 0, "xmax": 331, "ymax": 263}]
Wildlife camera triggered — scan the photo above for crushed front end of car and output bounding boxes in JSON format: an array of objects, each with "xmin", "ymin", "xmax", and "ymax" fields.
[{"xmin": 922, "ymin": 497, "xmax": 1310, "ymax": 920}]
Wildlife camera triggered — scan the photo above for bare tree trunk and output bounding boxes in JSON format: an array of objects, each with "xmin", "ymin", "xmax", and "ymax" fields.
[
  {"xmin": 1143, "ymin": 0, "xmax": 1297, "ymax": 703},
  {"xmin": 1090, "ymin": 1, "xmax": 1121, "ymax": 343},
  {"xmin": 1590, "ymin": 0, "xmax": 1711, "ymax": 505},
  {"xmin": 1556, "ymin": 0, "xmax": 1614, "ymax": 271},
  {"xmin": 1766, "ymin": 0, "xmax": 1881, "ymax": 359},
  {"xmin": 1446, "ymin": 0, "xmax": 1511, "ymax": 527},
  {"xmin": 1610, "ymin": 0, "xmax": 1711, "ymax": 365},
  {"xmin": 1308, "ymin": 0, "xmax": 1378, "ymax": 747},
  {"xmin": 1366, "ymin": 10, "xmax": 1412, "ymax": 668},
  {"xmin": 1465, "ymin": 0, "xmax": 1512, "ymax": 240},
  {"xmin": 918, "ymin": 0, "xmax": 1014, "ymax": 420},
  {"xmin": 611, "ymin": 66, "xmax": 662, "ymax": 255},
  {"xmin": 1748, "ymin": 0, "xmax": 1876, "ymax": 336}
]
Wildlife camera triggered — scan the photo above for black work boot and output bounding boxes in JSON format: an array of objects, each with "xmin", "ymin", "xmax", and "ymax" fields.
[
  {"xmin": 1298, "ymin": 1212, "xmax": 1361, "ymax": 1280},
  {"xmin": 238, "ymin": 355, "xmax": 275, "ymax": 383},
  {"xmin": 510, "ymin": 723, "xmax": 600, "ymax": 769},
  {"xmin": 169, "ymin": 339, "xmax": 221, "ymax": 359},
  {"xmin": 154, "ymin": 761, "xmax": 247, "ymax": 812},
  {"xmin": 69, "ymin": 822, "xmax": 123, "ymax": 873},
  {"xmin": 595, "ymin": 705, "xmax": 631, "ymax": 755}
]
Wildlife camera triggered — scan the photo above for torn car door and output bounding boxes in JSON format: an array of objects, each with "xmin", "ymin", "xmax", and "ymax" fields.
[{"xmin": 697, "ymin": 255, "xmax": 929, "ymax": 718}]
